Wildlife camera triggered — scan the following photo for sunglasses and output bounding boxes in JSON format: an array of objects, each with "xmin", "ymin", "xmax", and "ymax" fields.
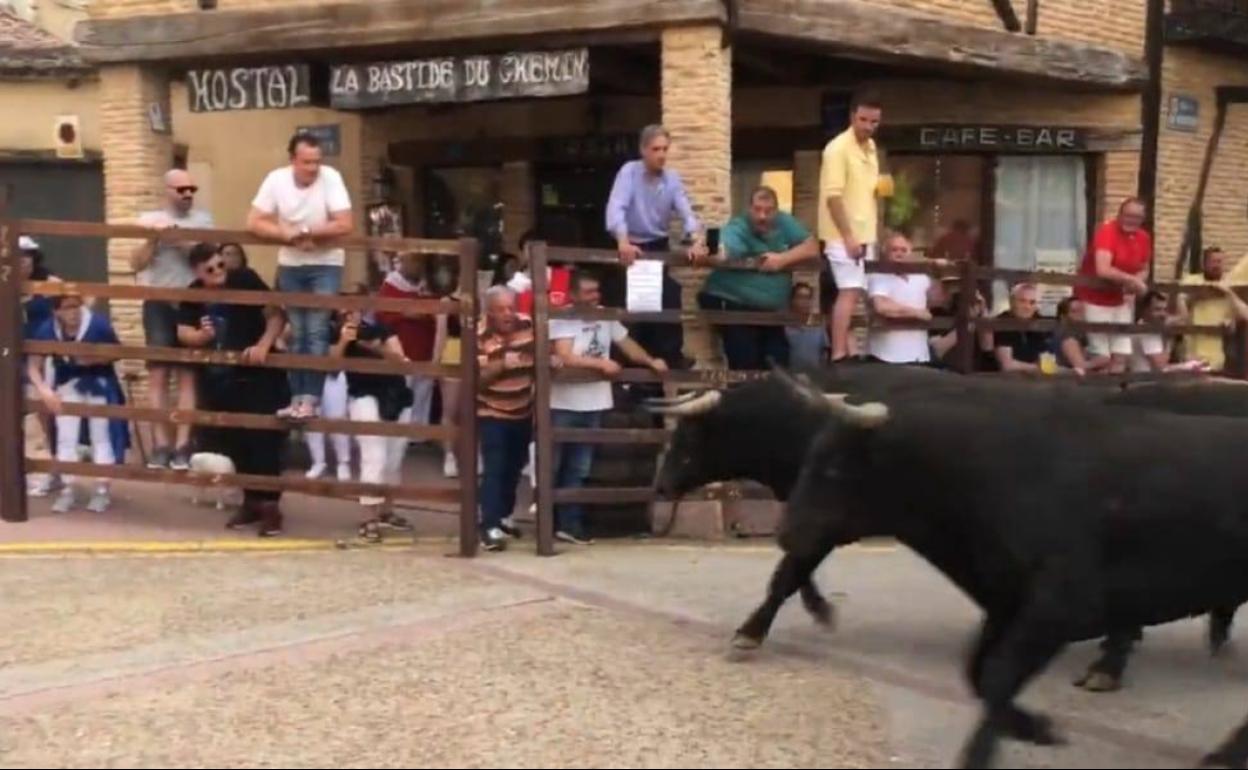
[
  {"xmin": 171, "ymin": 185, "xmax": 198, "ymax": 195},
  {"xmin": 201, "ymin": 259, "xmax": 226, "ymax": 275}
]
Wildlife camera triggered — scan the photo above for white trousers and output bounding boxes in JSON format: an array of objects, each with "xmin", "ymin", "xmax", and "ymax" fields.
[
  {"xmin": 55, "ymin": 381, "xmax": 113, "ymax": 489},
  {"xmin": 307, "ymin": 372, "xmax": 351, "ymax": 467},
  {"xmin": 349, "ymin": 395, "xmax": 412, "ymax": 506},
  {"xmin": 407, "ymin": 376, "xmax": 435, "ymax": 431}
]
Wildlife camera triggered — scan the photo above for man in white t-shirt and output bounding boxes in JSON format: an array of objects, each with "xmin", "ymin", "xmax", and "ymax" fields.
[
  {"xmin": 867, "ymin": 233, "xmax": 944, "ymax": 364},
  {"xmin": 247, "ymin": 132, "xmax": 354, "ymax": 420},
  {"xmin": 550, "ymin": 270, "xmax": 667, "ymax": 544}
]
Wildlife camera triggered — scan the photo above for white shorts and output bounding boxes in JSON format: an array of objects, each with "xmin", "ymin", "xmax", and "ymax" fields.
[
  {"xmin": 826, "ymin": 242, "xmax": 876, "ymax": 291},
  {"xmin": 1084, "ymin": 301, "xmax": 1134, "ymax": 357}
]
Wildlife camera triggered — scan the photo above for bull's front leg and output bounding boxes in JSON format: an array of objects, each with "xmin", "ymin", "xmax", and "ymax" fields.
[
  {"xmin": 1210, "ymin": 604, "xmax": 1239, "ymax": 656},
  {"xmin": 734, "ymin": 545, "xmax": 834, "ymax": 655}
]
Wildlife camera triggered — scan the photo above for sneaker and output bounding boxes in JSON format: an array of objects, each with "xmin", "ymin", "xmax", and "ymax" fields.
[
  {"xmin": 170, "ymin": 446, "xmax": 193, "ymax": 472},
  {"xmin": 481, "ymin": 527, "xmax": 508, "ymax": 552},
  {"xmin": 226, "ymin": 506, "xmax": 262, "ymax": 530},
  {"xmin": 556, "ymin": 530, "xmax": 595, "ymax": 546},
  {"xmin": 499, "ymin": 517, "xmax": 522, "ymax": 539},
  {"xmin": 443, "ymin": 452, "xmax": 459, "ymax": 479},
  {"xmin": 336, "ymin": 463, "xmax": 352, "ymax": 482},
  {"xmin": 51, "ymin": 489, "xmax": 77, "ymax": 514},
  {"xmin": 377, "ymin": 513, "xmax": 413, "ymax": 532},
  {"xmin": 86, "ymin": 493, "xmax": 111, "ymax": 513},
  {"xmin": 257, "ymin": 503, "xmax": 283, "ymax": 538},
  {"xmin": 29, "ymin": 474, "xmax": 63, "ymax": 498},
  {"xmin": 306, "ymin": 462, "xmax": 328, "ymax": 480},
  {"xmin": 147, "ymin": 446, "xmax": 173, "ymax": 470}
]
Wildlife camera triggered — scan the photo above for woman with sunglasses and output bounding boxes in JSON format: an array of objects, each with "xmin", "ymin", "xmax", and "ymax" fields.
[{"xmin": 177, "ymin": 242, "xmax": 289, "ymax": 537}]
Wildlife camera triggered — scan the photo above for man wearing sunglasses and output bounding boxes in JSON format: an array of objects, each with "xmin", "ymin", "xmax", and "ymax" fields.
[
  {"xmin": 131, "ymin": 168, "xmax": 213, "ymax": 472},
  {"xmin": 1075, "ymin": 197, "xmax": 1153, "ymax": 374}
]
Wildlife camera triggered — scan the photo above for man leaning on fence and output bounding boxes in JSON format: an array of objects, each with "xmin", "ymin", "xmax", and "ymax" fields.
[
  {"xmin": 1074, "ymin": 197, "xmax": 1152, "ymax": 374},
  {"xmin": 551, "ymin": 271, "xmax": 667, "ymax": 545},
  {"xmin": 476, "ymin": 285, "xmax": 541, "ymax": 552},
  {"xmin": 131, "ymin": 168, "xmax": 212, "ymax": 472},
  {"xmin": 698, "ymin": 185, "xmax": 819, "ymax": 371},
  {"xmin": 177, "ymin": 243, "xmax": 289, "ymax": 537},
  {"xmin": 605, "ymin": 124, "xmax": 708, "ymax": 369}
]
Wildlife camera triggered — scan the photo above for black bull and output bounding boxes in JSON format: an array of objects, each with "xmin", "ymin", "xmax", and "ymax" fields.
[{"xmin": 650, "ymin": 366, "xmax": 1248, "ymax": 767}]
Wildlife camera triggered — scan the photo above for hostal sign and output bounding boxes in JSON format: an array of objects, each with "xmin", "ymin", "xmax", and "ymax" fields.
[
  {"xmin": 187, "ymin": 65, "xmax": 311, "ymax": 113},
  {"xmin": 330, "ymin": 48, "xmax": 589, "ymax": 109}
]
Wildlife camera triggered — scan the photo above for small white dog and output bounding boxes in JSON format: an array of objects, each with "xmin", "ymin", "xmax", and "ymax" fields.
[{"xmin": 188, "ymin": 452, "xmax": 243, "ymax": 510}]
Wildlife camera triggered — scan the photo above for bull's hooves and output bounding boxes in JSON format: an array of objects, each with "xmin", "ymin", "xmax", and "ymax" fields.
[
  {"xmin": 1198, "ymin": 754, "xmax": 1237, "ymax": 769},
  {"xmin": 727, "ymin": 635, "xmax": 763, "ymax": 661},
  {"xmin": 1210, "ymin": 640, "xmax": 1234, "ymax": 658},
  {"xmin": 809, "ymin": 602, "xmax": 837, "ymax": 630},
  {"xmin": 1074, "ymin": 671, "xmax": 1121, "ymax": 692},
  {"xmin": 1028, "ymin": 717, "xmax": 1066, "ymax": 747}
]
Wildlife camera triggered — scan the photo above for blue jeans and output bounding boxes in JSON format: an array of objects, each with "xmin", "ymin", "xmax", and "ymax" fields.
[
  {"xmin": 277, "ymin": 264, "xmax": 343, "ymax": 401},
  {"xmin": 552, "ymin": 410, "xmax": 602, "ymax": 537},
  {"xmin": 479, "ymin": 417, "xmax": 532, "ymax": 532}
]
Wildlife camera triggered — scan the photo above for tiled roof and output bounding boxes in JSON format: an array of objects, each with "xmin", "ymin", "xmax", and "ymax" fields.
[{"xmin": 0, "ymin": 10, "xmax": 91, "ymax": 76}]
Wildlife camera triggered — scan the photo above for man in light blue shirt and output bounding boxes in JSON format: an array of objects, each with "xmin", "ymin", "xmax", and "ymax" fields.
[{"xmin": 604, "ymin": 125, "xmax": 708, "ymax": 368}]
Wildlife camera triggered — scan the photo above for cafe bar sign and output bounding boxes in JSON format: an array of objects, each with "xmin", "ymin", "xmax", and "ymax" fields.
[
  {"xmin": 886, "ymin": 124, "xmax": 1088, "ymax": 152},
  {"xmin": 330, "ymin": 48, "xmax": 589, "ymax": 109}
]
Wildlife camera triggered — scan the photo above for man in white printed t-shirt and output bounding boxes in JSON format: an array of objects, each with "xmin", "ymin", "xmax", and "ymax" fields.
[
  {"xmin": 550, "ymin": 270, "xmax": 668, "ymax": 545},
  {"xmin": 867, "ymin": 233, "xmax": 945, "ymax": 364},
  {"xmin": 247, "ymin": 132, "xmax": 354, "ymax": 420}
]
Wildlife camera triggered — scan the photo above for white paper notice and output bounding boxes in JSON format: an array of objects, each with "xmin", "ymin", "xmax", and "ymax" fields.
[{"xmin": 626, "ymin": 259, "xmax": 664, "ymax": 313}]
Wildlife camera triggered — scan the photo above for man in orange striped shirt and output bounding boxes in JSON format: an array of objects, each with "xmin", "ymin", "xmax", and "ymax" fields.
[{"xmin": 477, "ymin": 285, "xmax": 537, "ymax": 551}]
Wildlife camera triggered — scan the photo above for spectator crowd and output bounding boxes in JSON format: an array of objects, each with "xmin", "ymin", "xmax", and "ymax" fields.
[{"xmin": 17, "ymin": 112, "xmax": 1246, "ymax": 551}]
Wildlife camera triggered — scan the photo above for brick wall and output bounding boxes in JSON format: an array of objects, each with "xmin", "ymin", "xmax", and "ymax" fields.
[
  {"xmin": 874, "ymin": 0, "xmax": 1144, "ymax": 55},
  {"xmin": 99, "ymin": 64, "xmax": 173, "ymax": 391},
  {"xmin": 661, "ymin": 24, "xmax": 731, "ymax": 365},
  {"xmin": 1154, "ymin": 47, "xmax": 1248, "ymax": 280}
]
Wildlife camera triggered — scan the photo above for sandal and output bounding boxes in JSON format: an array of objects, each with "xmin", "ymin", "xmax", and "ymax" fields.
[
  {"xmin": 358, "ymin": 519, "xmax": 383, "ymax": 543},
  {"xmin": 377, "ymin": 513, "xmax": 413, "ymax": 532}
]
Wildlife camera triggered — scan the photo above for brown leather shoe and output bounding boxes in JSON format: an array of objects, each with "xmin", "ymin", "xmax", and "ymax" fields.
[{"xmin": 257, "ymin": 502, "xmax": 283, "ymax": 538}]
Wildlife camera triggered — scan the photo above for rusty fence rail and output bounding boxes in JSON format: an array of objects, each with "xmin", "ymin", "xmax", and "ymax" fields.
[
  {"xmin": 528, "ymin": 242, "xmax": 1241, "ymax": 556},
  {"xmin": 0, "ymin": 214, "xmax": 481, "ymax": 557}
]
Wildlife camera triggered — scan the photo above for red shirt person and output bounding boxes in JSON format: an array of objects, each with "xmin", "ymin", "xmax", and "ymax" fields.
[
  {"xmin": 1073, "ymin": 197, "xmax": 1152, "ymax": 373},
  {"xmin": 375, "ymin": 253, "xmax": 439, "ymax": 426}
]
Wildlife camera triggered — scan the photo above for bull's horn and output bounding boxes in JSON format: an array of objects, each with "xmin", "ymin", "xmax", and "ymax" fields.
[
  {"xmin": 644, "ymin": 391, "xmax": 705, "ymax": 408},
  {"xmin": 645, "ymin": 390, "xmax": 722, "ymax": 416},
  {"xmin": 824, "ymin": 393, "xmax": 890, "ymax": 428}
]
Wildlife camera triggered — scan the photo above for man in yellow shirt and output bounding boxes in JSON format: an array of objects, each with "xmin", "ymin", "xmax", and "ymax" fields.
[
  {"xmin": 1178, "ymin": 247, "xmax": 1234, "ymax": 370},
  {"xmin": 819, "ymin": 94, "xmax": 882, "ymax": 361}
]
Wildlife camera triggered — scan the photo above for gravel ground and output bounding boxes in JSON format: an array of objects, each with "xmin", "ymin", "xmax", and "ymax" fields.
[{"xmin": 0, "ymin": 549, "xmax": 889, "ymax": 769}]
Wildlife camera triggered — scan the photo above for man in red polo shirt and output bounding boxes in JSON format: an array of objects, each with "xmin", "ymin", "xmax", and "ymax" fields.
[{"xmin": 1074, "ymin": 197, "xmax": 1152, "ymax": 373}]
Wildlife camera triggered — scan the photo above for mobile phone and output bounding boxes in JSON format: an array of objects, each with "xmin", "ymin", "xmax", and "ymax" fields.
[{"xmin": 706, "ymin": 227, "xmax": 720, "ymax": 254}]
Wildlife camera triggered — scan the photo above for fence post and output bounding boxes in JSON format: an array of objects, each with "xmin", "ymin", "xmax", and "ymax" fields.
[
  {"xmin": 1234, "ymin": 319, "xmax": 1248, "ymax": 381},
  {"xmin": 456, "ymin": 237, "xmax": 479, "ymax": 557},
  {"xmin": 530, "ymin": 241, "xmax": 556, "ymax": 557},
  {"xmin": 953, "ymin": 260, "xmax": 976, "ymax": 375},
  {"xmin": 0, "ymin": 199, "xmax": 27, "ymax": 523}
]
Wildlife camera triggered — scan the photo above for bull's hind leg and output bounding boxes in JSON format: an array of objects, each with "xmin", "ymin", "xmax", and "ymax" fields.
[
  {"xmin": 1073, "ymin": 627, "xmax": 1141, "ymax": 692},
  {"xmin": 734, "ymin": 544, "xmax": 833, "ymax": 654},
  {"xmin": 800, "ymin": 577, "xmax": 836, "ymax": 628}
]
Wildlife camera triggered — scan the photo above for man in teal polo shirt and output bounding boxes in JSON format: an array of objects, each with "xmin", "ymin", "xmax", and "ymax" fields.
[{"xmin": 698, "ymin": 185, "xmax": 820, "ymax": 370}]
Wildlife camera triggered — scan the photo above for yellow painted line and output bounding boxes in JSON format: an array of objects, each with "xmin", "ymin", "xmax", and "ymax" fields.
[{"xmin": 0, "ymin": 537, "xmax": 441, "ymax": 556}]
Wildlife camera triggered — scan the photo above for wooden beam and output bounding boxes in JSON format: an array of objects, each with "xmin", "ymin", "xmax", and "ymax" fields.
[
  {"xmin": 736, "ymin": 0, "xmax": 1146, "ymax": 90},
  {"xmin": 0, "ymin": 199, "xmax": 27, "ymax": 523},
  {"xmin": 989, "ymin": 0, "xmax": 1023, "ymax": 32},
  {"xmin": 1025, "ymin": 0, "xmax": 1040, "ymax": 35},
  {"xmin": 74, "ymin": 0, "xmax": 725, "ymax": 64},
  {"xmin": 1139, "ymin": 0, "xmax": 1165, "ymax": 274}
]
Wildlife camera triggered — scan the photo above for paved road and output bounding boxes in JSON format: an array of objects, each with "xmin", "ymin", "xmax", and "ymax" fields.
[{"xmin": 0, "ymin": 541, "xmax": 1238, "ymax": 768}]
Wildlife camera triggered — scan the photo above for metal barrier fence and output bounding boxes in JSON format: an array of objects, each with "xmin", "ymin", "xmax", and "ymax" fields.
[
  {"xmin": 527, "ymin": 242, "xmax": 1240, "ymax": 556},
  {"xmin": 0, "ymin": 211, "xmax": 481, "ymax": 557}
]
